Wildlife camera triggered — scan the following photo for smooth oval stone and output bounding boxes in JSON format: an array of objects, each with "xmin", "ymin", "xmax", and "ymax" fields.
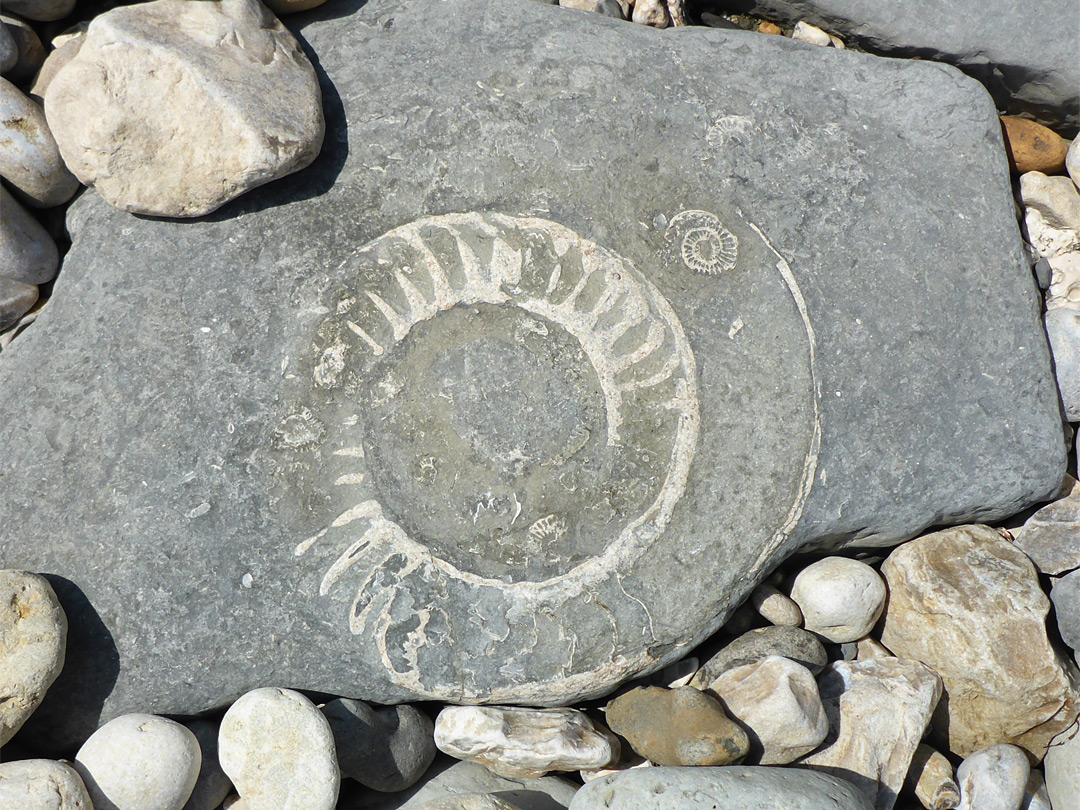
[
  {"xmin": 0, "ymin": 570, "xmax": 66, "ymax": 745},
  {"xmin": 75, "ymin": 713, "xmax": 201, "ymax": 810},
  {"xmin": 0, "ymin": 759, "xmax": 92, "ymax": 809},
  {"xmin": 0, "ymin": 22, "xmax": 16, "ymax": 73},
  {"xmin": 1001, "ymin": 117, "xmax": 1070, "ymax": 175},
  {"xmin": 413, "ymin": 797, "xmax": 521, "ymax": 810},
  {"xmin": 219, "ymin": 687, "xmax": 338, "ymax": 810},
  {"xmin": 44, "ymin": 0, "xmax": 324, "ymax": 217},
  {"xmin": 1, "ymin": 0, "xmax": 75, "ymax": 22},
  {"xmin": 0, "ymin": 186, "xmax": 58, "ymax": 284},
  {"xmin": 0, "ymin": 276, "xmax": 38, "ymax": 331},
  {"xmin": 435, "ymin": 706, "xmax": 617, "ymax": 779},
  {"xmin": 956, "ymin": 744, "xmax": 1030, "ymax": 810},
  {"xmin": 322, "ymin": 698, "xmax": 435, "ymax": 792},
  {"xmin": 0, "ymin": 77, "xmax": 78, "ymax": 207},
  {"xmin": 182, "ymin": 719, "xmax": 232, "ymax": 810},
  {"xmin": 790, "ymin": 556, "xmax": 886, "ymax": 642},
  {"xmin": 567, "ymin": 766, "xmax": 874, "ymax": 809},
  {"xmin": 0, "ymin": 14, "xmax": 44, "ymax": 85},
  {"xmin": 690, "ymin": 626, "xmax": 828, "ymax": 688},
  {"xmin": 905, "ymin": 743, "xmax": 960, "ymax": 810}
]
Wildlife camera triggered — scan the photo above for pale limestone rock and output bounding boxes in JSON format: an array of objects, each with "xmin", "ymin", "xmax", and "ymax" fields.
[
  {"xmin": 1022, "ymin": 172, "xmax": 1080, "ymax": 260},
  {"xmin": 1068, "ymin": 139, "xmax": 1079, "ymax": 189},
  {"xmin": 0, "ymin": 759, "xmax": 92, "ymax": 809},
  {"xmin": 44, "ymin": 0, "xmax": 324, "ymax": 217},
  {"xmin": 1046, "ymin": 723, "xmax": 1080, "ymax": 810},
  {"xmin": 751, "ymin": 584, "xmax": 804, "ymax": 626},
  {"xmin": 631, "ymin": 0, "xmax": 669, "ymax": 28},
  {"xmin": 707, "ymin": 655, "xmax": 828, "ymax": 765},
  {"xmin": 29, "ymin": 33, "xmax": 84, "ymax": 105},
  {"xmin": 1047, "ymin": 252, "xmax": 1080, "ymax": 312},
  {"xmin": 790, "ymin": 557, "xmax": 887, "ymax": 643},
  {"xmin": 880, "ymin": 525, "xmax": 1079, "ymax": 760},
  {"xmin": 219, "ymin": 688, "xmax": 338, "ymax": 810},
  {"xmin": 0, "ymin": 570, "xmax": 66, "ymax": 745},
  {"xmin": 74, "ymin": 714, "xmax": 201, "ymax": 810},
  {"xmin": 0, "ymin": 186, "xmax": 59, "ymax": 284},
  {"xmin": 0, "ymin": 77, "xmax": 78, "ymax": 207},
  {"xmin": 1027, "ymin": 207, "xmax": 1080, "ymax": 259},
  {"xmin": 604, "ymin": 686, "xmax": 748, "ymax": 767},
  {"xmin": 412, "ymin": 796, "xmax": 521, "ymax": 810},
  {"xmin": 792, "ymin": 21, "xmax": 832, "ymax": 46},
  {"xmin": 1, "ymin": 0, "xmax": 75, "ymax": 23},
  {"xmin": 956, "ymin": 744, "xmax": 1029, "ymax": 810},
  {"xmin": 905, "ymin": 744, "xmax": 960, "ymax": 810},
  {"xmin": 435, "ymin": 706, "xmax": 617, "ymax": 779},
  {"xmin": 855, "ymin": 637, "xmax": 894, "ymax": 661},
  {"xmin": 799, "ymin": 657, "xmax": 942, "ymax": 810},
  {"xmin": 0, "ymin": 15, "xmax": 44, "ymax": 85}
]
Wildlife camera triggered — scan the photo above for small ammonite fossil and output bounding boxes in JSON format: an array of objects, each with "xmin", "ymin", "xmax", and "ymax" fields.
[{"xmin": 665, "ymin": 210, "xmax": 739, "ymax": 276}]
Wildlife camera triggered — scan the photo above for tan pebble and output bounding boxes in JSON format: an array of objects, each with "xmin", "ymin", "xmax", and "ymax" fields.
[
  {"xmin": 854, "ymin": 637, "xmax": 893, "ymax": 660},
  {"xmin": 751, "ymin": 583, "xmax": 803, "ymax": 626},
  {"xmin": 632, "ymin": 0, "xmax": 669, "ymax": 28},
  {"xmin": 1001, "ymin": 116, "xmax": 1070, "ymax": 175},
  {"xmin": 906, "ymin": 743, "xmax": 960, "ymax": 810},
  {"xmin": 757, "ymin": 20, "xmax": 783, "ymax": 35},
  {"xmin": 604, "ymin": 686, "xmax": 749, "ymax": 767}
]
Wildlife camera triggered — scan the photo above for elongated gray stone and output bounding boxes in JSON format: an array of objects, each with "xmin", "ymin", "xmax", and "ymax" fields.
[{"xmin": 0, "ymin": 0, "xmax": 1065, "ymax": 748}]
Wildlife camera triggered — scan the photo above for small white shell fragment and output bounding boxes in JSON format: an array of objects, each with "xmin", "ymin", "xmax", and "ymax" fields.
[{"xmin": 434, "ymin": 705, "xmax": 618, "ymax": 779}]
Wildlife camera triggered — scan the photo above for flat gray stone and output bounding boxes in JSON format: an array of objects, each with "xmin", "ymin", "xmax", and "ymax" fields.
[
  {"xmin": 0, "ymin": 0, "xmax": 1065, "ymax": 748},
  {"xmin": 698, "ymin": 0, "xmax": 1079, "ymax": 131},
  {"xmin": 690, "ymin": 626, "xmax": 829, "ymax": 687},
  {"xmin": 568, "ymin": 766, "xmax": 874, "ymax": 809}
]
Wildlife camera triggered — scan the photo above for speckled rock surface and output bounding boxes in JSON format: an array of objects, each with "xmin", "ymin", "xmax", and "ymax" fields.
[
  {"xmin": 0, "ymin": 0, "xmax": 1064, "ymax": 747},
  {"xmin": 0, "ymin": 759, "xmax": 92, "ymax": 809}
]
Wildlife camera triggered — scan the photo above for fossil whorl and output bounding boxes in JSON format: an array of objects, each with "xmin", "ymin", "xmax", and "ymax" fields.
[{"xmin": 665, "ymin": 210, "xmax": 739, "ymax": 275}]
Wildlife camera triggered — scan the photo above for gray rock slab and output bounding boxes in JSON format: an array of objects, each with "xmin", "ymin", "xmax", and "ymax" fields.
[
  {"xmin": 568, "ymin": 766, "xmax": 874, "ymax": 809},
  {"xmin": 0, "ymin": 0, "xmax": 1065, "ymax": 748},
  {"xmin": 700, "ymin": 0, "xmax": 1080, "ymax": 132}
]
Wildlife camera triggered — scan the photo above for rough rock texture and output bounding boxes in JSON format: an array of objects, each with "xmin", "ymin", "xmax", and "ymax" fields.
[
  {"xmin": 219, "ymin": 688, "xmax": 338, "ymax": 810},
  {"xmin": 323, "ymin": 699, "xmax": 435, "ymax": 792},
  {"xmin": 74, "ymin": 714, "xmax": 201, "ymax": 810},
  {"xmin": 789, "ymin": 556, "xmax": 887, "ymax": 642},
  {"xmin": 568, "ymin": 766, "xmax": 875, "ymax": 809},
  {"xmin": 0, "ymin": 0, "xmax": 1066, "ymax": 745},
  {"xmin": 955, "ymin": 744, "xmax": 1030, "ymax": 810},
  {"xmin": 700, "ymin": 0, "xmax": 1079, "ymax": 131},
  {"xmin": 798, "ymin": 658, "xmax": 942, "ymax": 810},
  {"xmin": 435, "ymin": 706, "xmax": 617, "ymax": 779},
  {"xmin": 0, "ymin": 759, "xmax": 92, "ymax": 809},
  {"xmin": 0, "ymin": 570, "xmax": 66, "ymax": 745},
  {"xmin": 1016, "ymin": 477, "xmax": 1080, "ymax": 573},
  {"xmin": 43, "ymin": 0, "xmax": 324, "ymax": 217},
  {"xmin": 1045, "ymin": 724, "xmax": 1080, "ymax": 810},
  {"xmin": 0, "ymin": 77, "xmax": 78, "ymax": 207},
  {"xmin": 879, "ymin": 525, "xmax": 1079, "ymax": 760},
  {"xmin": 691, "ymin": 627, "xmax": 828, "ymax": 686},
  {"xmin": 706, "ymin": 655, "xmax": 828, "ymax": 764},
  {"xmin": 339, "ymin": 759, "xmax": 579, "ymax": 810},
  {"xmin": 604, "ymin": 686, "xmax": 748, "ymax": 766},
  {"xmin": 905, "ymin": 744, "xmax": 960, "ymax": 810}
]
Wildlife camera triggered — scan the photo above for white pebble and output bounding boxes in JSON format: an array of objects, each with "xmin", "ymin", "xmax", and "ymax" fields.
[
  {"xmin": 792, "ymin": 21, "xmax": 832, "ymax": 47},
  {"xmin": 751, "ymin": 583, "xmax": 804, "ymax": 626},
  {"xmin": 0, "ymin": 759, "xmax": 92, "ymax": 809},
  {"xmin": 218, "ymin": 687, "xmax": 339, "ymax": 810},
  {"xmin": 957, "ymin": 744, "xmax": 1030, "ymax": 810},
  {"xmin": 790, "ymin": 556, "xmax": 887, "ymax": 642},
  {"xmin": 75, "ymin": 713, "xmax": 201, "ymax": 810}
]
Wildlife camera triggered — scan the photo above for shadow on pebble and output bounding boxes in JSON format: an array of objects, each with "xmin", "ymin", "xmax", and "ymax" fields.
[{"xmin": 10, "ymin": 575, "xmax": 120, "ymax": 757}]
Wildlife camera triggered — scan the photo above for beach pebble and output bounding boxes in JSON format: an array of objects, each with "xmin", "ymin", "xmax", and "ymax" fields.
[
  {"xmin": 854, "ymin": 637, "xmax": 893, "ymax": 660},
  {"xmin": 792, "ymin": 21, "xmax": 832, "ymax": 46},
  {"xmin": 0, "ymin": 186, "xmax": 59, "ymax": 284},
  {"xmin": 690, "ymin": 626, "xmax": 828, "ymax": 688},
  {"xmin": 789, "ymin": 557, "xmax": 887, "ymax": 642},
  {"xmin": 0, "ymin": 22, "xmax": 16, "ymax": 73},
  {"xmin": 1068, "ymin": 138, "xmax": 1079, "ymax": 188},
  {"xmin": 1052, "ymin": 569, "xmax": 1080, "ymax": 651},
  {"xmin": 706, "ymin": 655, "xmax": 828, "ymax": 764},
  {"xmin": 0, "ymin": 759, "xmax": 92, "ymax": 809},
  {"xmin": 0, "ymin": 570, "xmax": 66, "ymax": 746},
  {"xmin": 0, "ymin": 77, "xmax": 78, "ymax": 207},
  {"xmin": 29, "ymin": 32, "xmax": 84, "ymax": 105},
  {"xmin": 412, "ymin": 796, "xmax": 521, "ymax": 810},
  {"xmin": 880, "ymin": 525, "xmax": 1078, "ymax": 759},
  {"xmin": 905, "ymin": 744, "xmax": 960, "ymax": 810},
  {"xmin": 435, "ymin": 706, "xmax": 617, "ymax": 779},
  {"xmin": 1021, "ymin": 172, "xmax": 1080, "ymax": 236},
  {"xmin": 604, "ymin": 686, "xmax": 748, "ymax": 767},
  {"xmin": 0, "ymin": 0, "xmax": 75, "ymax": 22},
  {"xmin": 751, "ymin": 584, "xmax": 804, "ymax": 626},
  {"xmin": 182, "ymin": 719, "xmax": 232, "ymax": 810},
  {"xmin": 219, "ymin": 687, "xmax": 338, "ymax": 810},
  {"xmin": 0, "ymin": 15, "xmax": 44, "ymax": 85},
  {"xmin": 0, "ymin": 276, "xmax": 38, "ymax": 331},
  {"xmin": 75, "ymin": 714, "xmax": 201, "ymax": 810},
  {"xmin": 757, "ymin": 20, "xmax": 783, "ymax": 35},
  {"xmin": 1045, "ymin": 724, "xmax": 1080, "ymax": 810},
  {"xmin": 1002, "ymin": 117, "xmax": 1071, "ymax": 175},
  {"xmin": 631, "ymin": 0, "xmax": 668, "ymax": 28},
  {"xmin": 559, "ymin": 0, "xmax": 625, "ymax": 18},
  {"xmin": 322, "ymin": 698, "xmax": 435, "ymax": 792},
  {"xmin": 1045, "ymin": 307, "xmax": 1080, "ymax": 422},
  {"xmin": 44, "ymin": 0, "xmax": 324, "ymax": 217},
  {"xmin": 800, "ymin": 658, "xmax": 942, "ymax": 809},
  {"xmin": 1022, "ymin": 770, "xmax": 1053, "ymax": 810},
  {"xmin": 956, "ymin": 744, "xmax": 1030, "ymax": 810}
]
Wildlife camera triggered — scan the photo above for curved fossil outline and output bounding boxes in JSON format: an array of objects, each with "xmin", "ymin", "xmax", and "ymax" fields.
[{"xmin": 664, "ymin": 210, "xmax": 739, "ymax": 275}]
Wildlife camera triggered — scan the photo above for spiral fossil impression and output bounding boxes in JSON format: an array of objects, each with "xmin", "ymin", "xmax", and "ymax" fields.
[{"xmin": 666, "ymin": 210, "xmax": 739, "ymax": 275}]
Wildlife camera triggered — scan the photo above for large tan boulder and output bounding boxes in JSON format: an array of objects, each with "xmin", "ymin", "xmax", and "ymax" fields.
[
  {"xmin": 880, "ymin": 525, "xmax": 1078, "ymax": 760},
  {"xmin": 43, "ymin": 0, "xmax": 324, "ymax": 217}
]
